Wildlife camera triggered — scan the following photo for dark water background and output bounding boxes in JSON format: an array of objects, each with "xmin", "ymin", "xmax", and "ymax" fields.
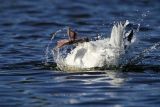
[{"xmin": 0, "ymin": 0, "xmax": 160, "ymax": 107}]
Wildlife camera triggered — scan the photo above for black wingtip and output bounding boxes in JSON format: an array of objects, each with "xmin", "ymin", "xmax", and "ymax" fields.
[{"xmin": 127, "ymin": 30, "xmax": 133, "ymax": 42}]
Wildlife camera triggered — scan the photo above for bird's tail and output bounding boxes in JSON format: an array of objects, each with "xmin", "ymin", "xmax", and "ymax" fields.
[{"xmin": 109, "ymin": 20, "xmax": 135, "ymax": 49}]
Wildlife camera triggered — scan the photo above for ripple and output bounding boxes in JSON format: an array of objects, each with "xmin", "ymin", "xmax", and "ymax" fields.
[
  {"xmin": 67, "ymin": 13, "xmax": 91, "ymax": 19},
  {"xmin": 0, "ymin": 0, "xmax": 160, "ymax": 107},
  {"xmin": 139, "ymin": 26, "xmax": 154, "ymax": 32},
  {"xmin": 19, "ymin": 21, "xmax": 66, "ymax": 27},
  {"xmin": 1, "ymin": 22, "xmax": 14, "ymax": 27}
]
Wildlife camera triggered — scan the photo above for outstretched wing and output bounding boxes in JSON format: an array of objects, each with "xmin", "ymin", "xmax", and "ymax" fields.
[{"xmin": 67, "ymin": 27, "xmax": 77, "ymax": 40}]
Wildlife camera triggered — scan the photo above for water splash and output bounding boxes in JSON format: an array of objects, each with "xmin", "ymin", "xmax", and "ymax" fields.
[
  {"xmin": 44, "ymin": 27, "xmax": 68, "ymax": 65},
  {"xmin": 136, "ymin": 10, "xmax": 150, "ymax": 24},
  {"xmin": 44, "ymin": 20, "xmax": 159, "ymax": 71},
  {"xmin": 54, "ymin": 21, "xmax": 139, "ymax": 71},
  {"xmin": 126, "ymin": 42, "xmax": 160, "ymax": 66}
]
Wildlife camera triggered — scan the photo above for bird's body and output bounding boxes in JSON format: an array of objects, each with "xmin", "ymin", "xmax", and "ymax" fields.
[{"xmin": 54, "ymin": 20, "xmax": 136, "ymax": 71}]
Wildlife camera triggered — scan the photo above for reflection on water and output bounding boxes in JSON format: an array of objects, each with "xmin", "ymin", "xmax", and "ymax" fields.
[
  {"xmin": 0, "ymin": 68, "xmax": 160, "ymax": 106},
  {"xmin": 105, "ymin": 71, "xmax": 126, "ymax": 86},
  {"xmin": 0, "ymin": 0, "xmax": 160, "ymax": 107}
]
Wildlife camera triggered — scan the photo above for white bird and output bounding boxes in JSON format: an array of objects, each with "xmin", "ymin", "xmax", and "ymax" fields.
[{"xmin": 54, "ymin": 20, "xmax": 136, "ymax": 71}]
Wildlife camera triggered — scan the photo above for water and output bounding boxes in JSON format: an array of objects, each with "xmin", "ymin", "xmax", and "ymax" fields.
[{"xmin": 0, "ymin": 0, "xmax": 160, "ymax": 107}]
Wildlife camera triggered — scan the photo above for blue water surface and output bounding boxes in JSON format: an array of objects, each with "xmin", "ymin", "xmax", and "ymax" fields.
[{"xmin": 0, "ymin": 0, "xmax": 160, "ymax": 107}]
